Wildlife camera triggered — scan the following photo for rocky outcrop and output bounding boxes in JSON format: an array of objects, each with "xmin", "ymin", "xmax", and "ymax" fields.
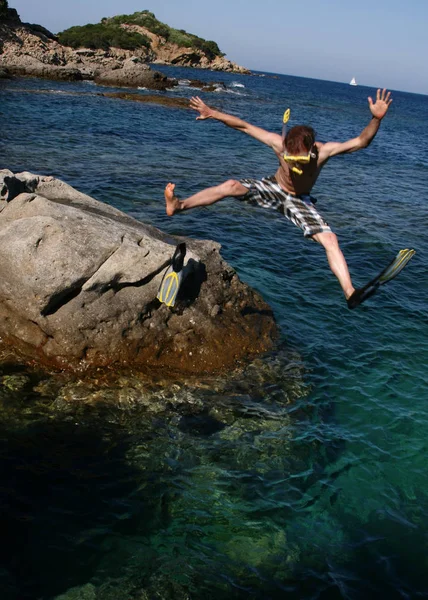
[
  {"xmin": 0, "ymin": 8, "xmax": 250, "ymax": 84},
  {"xmin": 0, "ymin": 20, "xmax": 139, "ymax": 82},
  {"xmin": 0, "ymin": 170, "xmax": 276, "ymax": 374},
  {"xmin": 94, "ymin": 57, "xmax": 176, "ymax": 90},
  {"xmin": 122, "ymin": 23, "xmax": 249, "ymax": 74}
]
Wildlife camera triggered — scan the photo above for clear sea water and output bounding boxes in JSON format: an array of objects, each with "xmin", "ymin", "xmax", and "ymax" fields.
[{"xmin": 1, "ymin": 66, "xmax": 428, "ymax": 599}]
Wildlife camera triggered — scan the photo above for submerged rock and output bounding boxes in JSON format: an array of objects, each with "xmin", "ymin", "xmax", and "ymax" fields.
[
  {"xmin": 0, "ymin": 170, "xmax": 277, "ymax": 374},
  {"xmin": 99, "ymin": 91, "xmax": 190, "ymax": 109},
  {"xmin": 0, "ymin": 66, "xmax": 12, "ymax": 79}
]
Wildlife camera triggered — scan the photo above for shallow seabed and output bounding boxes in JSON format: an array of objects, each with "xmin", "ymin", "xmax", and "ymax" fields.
[{"xmin": 1, "ymin": 67, "xmax": 428, "ymax": 599}]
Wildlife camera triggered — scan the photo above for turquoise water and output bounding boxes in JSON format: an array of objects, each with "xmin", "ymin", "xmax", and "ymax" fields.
[{"xmin": 1, "ymin": 67, "xmax": 428, "ymax": 599}]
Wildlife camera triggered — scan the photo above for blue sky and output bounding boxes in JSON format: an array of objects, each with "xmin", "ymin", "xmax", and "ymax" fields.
[{"xmin": 10, "ymin": 0, "xmax": 428, "ymax": 95}]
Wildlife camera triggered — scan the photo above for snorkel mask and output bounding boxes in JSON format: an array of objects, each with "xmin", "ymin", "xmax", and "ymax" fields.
[{"xmin": 282, "ymin": 109, "xmax": 316, "ymax": 175}]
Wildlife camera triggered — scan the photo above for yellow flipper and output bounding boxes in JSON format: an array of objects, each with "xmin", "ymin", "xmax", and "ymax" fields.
[
  {"xmin": 157, "ymin": 271, "xmax": 180, "ymax": 306},
  {"xmin": 156, "ymin": 243, "xmax": 187, "ymax": 308}
]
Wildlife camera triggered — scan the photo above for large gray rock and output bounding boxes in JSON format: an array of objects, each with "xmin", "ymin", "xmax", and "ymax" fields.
[
  {"xmin": 0, "ymin": 170, "xmax": 277, "ymax": 374},
  {"xmin": 94, "ymin": 58, "xmax": 176, "ymax": 90}
]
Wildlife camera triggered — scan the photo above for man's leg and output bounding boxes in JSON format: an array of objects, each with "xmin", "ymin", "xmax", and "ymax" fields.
[
  {"xmin": 312, "ymin": 231, "xmax": 355, "ymax": 299},
  {"xmin": 165, "ymin": 180, "xmax": 248, "ymax": 216}
]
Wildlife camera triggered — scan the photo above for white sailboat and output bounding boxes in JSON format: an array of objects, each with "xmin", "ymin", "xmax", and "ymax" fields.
[{"xmin": 350, "ymin": 77, "xmax": 357, "ymax": 86}]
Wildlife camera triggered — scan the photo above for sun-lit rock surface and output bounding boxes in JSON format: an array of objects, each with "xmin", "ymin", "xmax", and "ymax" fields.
[{"xmin": 0, "ymin": 170, "xmax": 277, "ymax": 374}]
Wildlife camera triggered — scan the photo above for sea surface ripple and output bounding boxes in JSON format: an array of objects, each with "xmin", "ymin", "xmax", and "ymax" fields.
[{"xmin": 1, "ymin": 67, "xmax": 428, "ymax": 599}]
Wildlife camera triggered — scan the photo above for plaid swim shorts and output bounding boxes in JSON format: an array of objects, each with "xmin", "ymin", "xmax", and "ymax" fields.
[{"xmin": 238, "ymin": 175, "xmax": 332, "ymax": 238}]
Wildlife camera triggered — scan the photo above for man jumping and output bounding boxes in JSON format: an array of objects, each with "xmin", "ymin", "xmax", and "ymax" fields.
[{"xmin": 164, "ymin": 89, "xmax": 414, "ymax": 309}]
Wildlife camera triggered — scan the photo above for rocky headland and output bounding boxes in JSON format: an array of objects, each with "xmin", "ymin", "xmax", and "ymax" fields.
[
  {"xmin": 0, "ymin": 170, "xmax": 277, "ymax": 375},
  {"xmin": 0, "ymin": 4, "xmax": 250, "ymax": 88}
]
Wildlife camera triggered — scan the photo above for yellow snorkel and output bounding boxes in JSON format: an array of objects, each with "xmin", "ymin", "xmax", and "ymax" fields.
[
  {"xmin": 282, "ymin": 108, "xmax": 290, "ymax": 143},
  {"xmin": 282, "ymin": 108, "xmax": 315, "ymax": 175}
]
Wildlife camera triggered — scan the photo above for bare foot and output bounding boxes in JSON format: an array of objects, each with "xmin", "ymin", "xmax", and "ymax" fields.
[{"xmin": 164, "ymin": 182, "xmax": 181, "ymax": 216}]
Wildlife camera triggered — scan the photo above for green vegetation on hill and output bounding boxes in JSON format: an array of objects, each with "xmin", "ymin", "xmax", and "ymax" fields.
[
  {"xmin": 58, "ymin": 22, "xmax": 151, "ymax": 51},
  {"xmin": 58, "ymin": 10, "xmax": 224, "ymax": 59},
  {"xmin": 0, "ymin": 0, "xmax": 9, "ymax": 18}
]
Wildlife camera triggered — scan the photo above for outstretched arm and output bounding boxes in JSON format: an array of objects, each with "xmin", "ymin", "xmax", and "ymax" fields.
[
  {"xmin": 319, "ymin": 89, "xmax": 392, "ymax": 162},
  {"xmin": 189, "ymin": 96, "xmax": 283, "ymax": 151}
]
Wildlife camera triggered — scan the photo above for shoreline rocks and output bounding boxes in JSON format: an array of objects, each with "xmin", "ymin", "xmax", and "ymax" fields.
[
  {"xmin": 0, "ymin": 9, "xmax": 250, "ymax": 87},
  {"xmin": 0, "ymin": 65, "xmax": 11, "ymax": 78},
  {"xmin": 0, "ymin": 170, "xmax": 277, "ymax": 375},
  {"xmin": 93, "ymin": 57, "xmax": 176, "ymax": 90}
]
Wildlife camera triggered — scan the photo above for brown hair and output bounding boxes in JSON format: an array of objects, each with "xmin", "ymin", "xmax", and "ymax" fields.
[{"xmin": 285, "ymin": 125, "xmax": 316, "ymax": 154}]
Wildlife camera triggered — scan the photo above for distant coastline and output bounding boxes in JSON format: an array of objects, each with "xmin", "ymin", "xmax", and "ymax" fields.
[{"xmin": 0, "ymin": 4, "xmax": 250, "ymax": 87}]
